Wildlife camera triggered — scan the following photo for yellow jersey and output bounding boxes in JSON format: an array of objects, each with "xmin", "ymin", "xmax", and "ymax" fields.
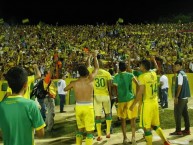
[
  {"xmin": 88, "ymin": 67, "xmax": 111, "ymax": 96},
  {"xmin": 24, "ymin": 75, "xmax": 35, "ymax": 99},
  {"xmin": 138, "ymin": 71, "xmax": 158, "ymax": 102}
]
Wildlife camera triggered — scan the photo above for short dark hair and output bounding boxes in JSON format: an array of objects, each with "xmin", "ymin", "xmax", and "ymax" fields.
[
  {"xmin": 119, "ymin": 61, "xmax": 127, "ymax": 72},
  {"xmin": 174, "ymin": 59, "xmax": 183, "ymax": 66},
  {"xmin": 5, "ymin": 66, "xmax": 28, "ymax": 94},
  {"xmin": 140, "ymin": 59, "xmax": 151, "ymax": 70},
  {"xmin": 78, "ymin": 65, "xmax": 89, "ymax": 77},
  {"xmin": 109, "ymin": 68, "xmax": 114, "ymax": 75}
]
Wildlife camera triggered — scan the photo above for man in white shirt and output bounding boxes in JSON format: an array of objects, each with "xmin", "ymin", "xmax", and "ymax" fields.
[
  {"xmin": 57, "ymin": 74, "xmax": 67, "ymax": 113},
  {"xmin": 160, "ymin": 70, "xmax": 169, "ymax": 108}
]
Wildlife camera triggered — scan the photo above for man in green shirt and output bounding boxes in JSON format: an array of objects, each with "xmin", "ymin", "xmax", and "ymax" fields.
[
  {"xmin": 113, "ymin": 61, "xmax": 139, "ymax": 145},
  {"xmin": 0, "ymin": 66, "xmax": 45, "ymax": 145}
]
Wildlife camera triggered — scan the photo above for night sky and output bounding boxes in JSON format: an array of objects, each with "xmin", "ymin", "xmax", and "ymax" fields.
[{"xmin": 1, "ymin": 0, "xmax": 193, "ymax": 25}]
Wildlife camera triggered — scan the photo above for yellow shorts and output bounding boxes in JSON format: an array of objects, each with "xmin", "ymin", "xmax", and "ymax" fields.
[
  {"xmin": 140, "ymin": 101, "xmax": 160, "ymax": 129},
  {"xmin": 117, "ymin": 100, "xmax": 138, "ymax": 119},
  {"xmin": 75, "ymin": 103, "xmax": 95, "ymax": 132},
  {"xmin": 94, "ymin": 96, "xmax": 111, "ymax": 116}
]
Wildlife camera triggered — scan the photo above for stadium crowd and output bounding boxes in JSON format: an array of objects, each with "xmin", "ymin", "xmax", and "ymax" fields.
[{"xmin": 0, "ymin": 22, "xmax": 193, "ymax": 79}]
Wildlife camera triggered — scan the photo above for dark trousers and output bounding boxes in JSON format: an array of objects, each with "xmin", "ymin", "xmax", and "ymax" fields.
[
  {"xmin": 174, "ymin": 99, "xmax": 190, "ymax": 132},
  {"xmin": 38, "ymin": 98, "xmax": 46, "ymax": 121},
  {"xmin": 161, "ymin": 88, "xmax": 168, "ymax": 107},
  {"xmin": 58, "ymin": 94, "xmax": 66, "ymax": 112}
]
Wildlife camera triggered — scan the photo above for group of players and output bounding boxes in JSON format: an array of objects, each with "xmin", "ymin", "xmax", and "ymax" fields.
[{"xmin": 64, "ymin": 50, "xmax": 172, "ymax": 145}]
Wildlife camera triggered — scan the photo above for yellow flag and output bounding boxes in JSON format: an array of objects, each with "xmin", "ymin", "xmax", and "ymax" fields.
[
  {"xmin": 118, "ymin": 18, "xmax": 124, "ymax": 23},
  {"xmin": 0, "ymin": 18, "xmax": 4, "ymax": 24},
  {"xmin": 22, "ymin": 18, "xmax": 29, "ymax": 24}
]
